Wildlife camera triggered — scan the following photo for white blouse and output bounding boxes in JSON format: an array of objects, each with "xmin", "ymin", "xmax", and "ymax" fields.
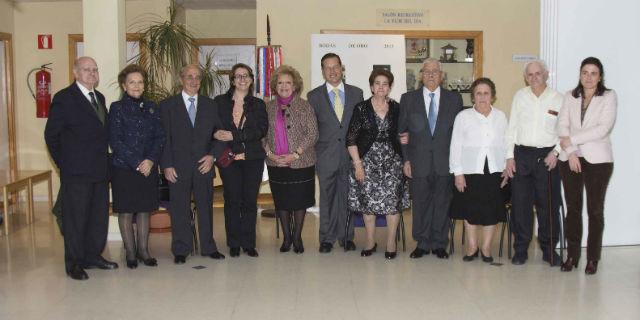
[{"xmin": 449, "ymin": 106, "xmax": 508, "ymax": 175}]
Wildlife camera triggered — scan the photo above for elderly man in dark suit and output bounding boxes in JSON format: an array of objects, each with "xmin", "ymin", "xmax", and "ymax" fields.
[
  {"xmin": 45, "ymin": 56, "xmax": 118, "ymax": 280},
  {"xmin": 307, "ymin": 53, "xmax": 364, "ymax": 253},
  {"xmin": 399, "ymin": 58, "xmax": 463, "ymax": 259},
  {"xmin": 160, "ymin": 64, "xmax": 225, "ymax": 264}
]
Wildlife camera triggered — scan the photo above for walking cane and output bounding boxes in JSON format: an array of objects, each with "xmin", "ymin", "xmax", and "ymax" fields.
[
  {"xmin": 559, "ymin": 192, "xmax": 566, "ymax": 263},
  {"xmin": 547, "ymin": 169, "xmax": 555, "ymax": 266}
]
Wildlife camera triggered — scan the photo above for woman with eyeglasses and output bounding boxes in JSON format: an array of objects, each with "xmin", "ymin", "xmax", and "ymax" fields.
[
  {"xmin": 213, "ymin": 63, "xmax": 268, "ymax": 258},
  {"xmin": 263, "ymin": 65, "xmax": 318, "ymax": 254}
]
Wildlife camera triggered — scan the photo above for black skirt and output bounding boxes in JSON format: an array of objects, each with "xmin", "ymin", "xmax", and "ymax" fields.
[
  {"xmin": 267, "ymin": 165, "xmax": 315, "ymax": 211},
  {"xmin": 111, "ymin": 166, "xmax": 159, "ymax": 213},
  {"xmin": 450, "ymin": 160, "xmax": 507, "ymax": 225}
]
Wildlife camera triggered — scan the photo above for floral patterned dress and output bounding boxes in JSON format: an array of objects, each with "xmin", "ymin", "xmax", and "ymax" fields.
[{"xmin": 348, "ymin": 115, "xmax": 410, "ymax": 215}]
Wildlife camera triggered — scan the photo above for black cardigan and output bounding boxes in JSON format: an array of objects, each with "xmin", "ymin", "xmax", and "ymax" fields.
[
  {"xmin": 213, "ymin": 91, "xmax": 268, "ymax": 160},
  {"xmin": 346, "ymin": 98, "xmax": 402, "ymax": 158}
]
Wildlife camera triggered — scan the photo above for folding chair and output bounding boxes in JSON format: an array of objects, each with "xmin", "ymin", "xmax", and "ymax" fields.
[{"xmin": 449, "ymin": 202, "xmax": 512, "ymax": 258}]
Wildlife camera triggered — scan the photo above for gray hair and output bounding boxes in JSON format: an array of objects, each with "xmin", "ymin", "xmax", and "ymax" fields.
[
  {"xmin": 523, "ymin": 59, "xmax": 549, "ymax": 76},
  {"xmin": 179, "ymin": 64, "xmax": 202, "ymax": 78},
  {"xmin": 422, "ymin": 57, "xmax": 442, "ymax": 71}
]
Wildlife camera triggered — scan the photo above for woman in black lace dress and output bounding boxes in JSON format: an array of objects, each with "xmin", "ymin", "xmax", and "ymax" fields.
[{"xmin": 346, "ymin": 69, "xmax": 409, "ymax": 259}]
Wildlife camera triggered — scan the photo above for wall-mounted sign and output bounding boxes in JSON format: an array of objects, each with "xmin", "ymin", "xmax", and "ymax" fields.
[
  {"xmin": 38, "ymin": 35, "xmax": 52, "ymax": 49},
  {"xmin": 376, "ymin": 9, "xmax": 429, "ymax": 27},
  {"xmin": 512, "ymin": 54, "xmax": 538, "ymax": 62}
]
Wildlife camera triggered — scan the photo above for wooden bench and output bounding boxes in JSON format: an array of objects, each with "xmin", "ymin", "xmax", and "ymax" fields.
[{"xmin": 0, "ymin": 170, "xmax": 53, "ymax": 236}]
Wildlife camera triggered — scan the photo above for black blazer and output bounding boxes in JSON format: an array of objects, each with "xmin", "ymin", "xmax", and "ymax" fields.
[
  {"xmin": 398, "ymin": 87, "xmax": 463, "ymax": 177},
  {"xmin": 346, "ymin": 98, "xmax": 401, "ymax": 158},
  {"xmin": 159, "ymin": 93, "xmax": 222, "ymax": 179},
  {"xmin": 213, "ymin": 91, "xmax": 268, "ymax": 160},
  {"xmin": 44, "ymin": 82, "xmax": 109, "ymax": 183}
]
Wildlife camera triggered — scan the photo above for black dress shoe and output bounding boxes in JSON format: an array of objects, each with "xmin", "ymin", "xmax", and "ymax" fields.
[
  {"xmin": 463, "ymin": 249, "xmax": 479, "ymax": 262},
  {"xmin": 360, "ymin": 243, "xmax": 377, "ymax": 257},
  {"xmin": 511, "ymin": 253, "xmax": 527, "ymax": 265},
  {"xmin": 280, "ymin": 241, "xmax": 292, "ymax": 253},
  {"xmin": 174, "ymin": 255, "xmax": 186, "ymax": 264},
  {"xmin": 433, "ymin": 248, "xmax": 449, "ymax": 259},
  {"xmin": 66, "ymin": 265, "xmax": 89, "ymax": 280},
  {"xmin": 84, "ymin": 257, "xmax": 119, "ymax": 270},
  {"xmin": 230, "ymin": 247, "xmax": 240, "ymax": 257},
  {"xmin": 209, "ymin": 251, "xmax": 226, "ymax": 260},
  {"xmin": 409, "ymin": 247, "xmax": 428, "ymax": 259},
  {"xmin": 319, "ymin": 242, "xmax": 333, "ymax": 253},
  {"xmin": 243, "ymin": 248, "xmax": 259, "ymax": 257},
  {"xmin": 385, "ymin": 251, "xmax": 397, "ymax": 260},
  {"xmin": 543, "ymin": 251, "xmax": 562, "ymax": 267},
  {"xmin": 481, "ymin": 251, "xmax": 494, "ymax": 263},
  {"xmin": 344, "ymin": 240, "xmax": 356, "ymax": 251},
  {"xmin": 126, "ymin": 260, "xmax": 138, "ymax": 269},
  {"xmin": 138, "ymin": 256, "xmax": 158, "ymax": 267}
]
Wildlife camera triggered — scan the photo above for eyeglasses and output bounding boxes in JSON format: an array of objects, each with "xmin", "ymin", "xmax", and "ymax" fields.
[
  {"xmin": 234, "ymin": 74, "xmax": 251, "ymax": 81},
  {"xmin": 422, "ymin": 70, "xmax": 441, "ymax": 76},
  {"xmin": 79, "ymin": 67, "xmax": 99, "ymax": 73},
  {"xmin": 183, "ymin": 75, "xmax": 202, "ymax": 81}
]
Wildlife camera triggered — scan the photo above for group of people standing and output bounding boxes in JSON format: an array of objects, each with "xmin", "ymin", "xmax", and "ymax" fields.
[{"xmin": 44, "ymin": 53, "xmax": 616, "ymax": 281}]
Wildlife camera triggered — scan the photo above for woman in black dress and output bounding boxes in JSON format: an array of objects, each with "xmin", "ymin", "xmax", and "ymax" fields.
[
  {"xmin": 109, "ymin": 64, "xmax": 165, "ymax": 268},
  {"xmin": 213, "ymin": 63, "xmax": 268, "ymax": 258},
  {"xmin": 346, "ymin": 68, "xmax": 409, "ymax": 260},
  {"xmin": 449, "ymin": 78, "xmax": 508, "ymax": 263}
]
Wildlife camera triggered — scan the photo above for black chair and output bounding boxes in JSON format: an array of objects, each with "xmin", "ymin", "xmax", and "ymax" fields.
[{"xmin": 449, "ymin": 203, "xmax": 512, "ymax": 258}]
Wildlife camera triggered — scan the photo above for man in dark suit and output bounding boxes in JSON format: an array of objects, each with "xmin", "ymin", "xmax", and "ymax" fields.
[
  {"xmin": 307, "ymin": 53, "xmax": 364, "ymax": 253},
  {"xmin": 160, "ymin": 64, "xmax": 225, "ymax": 264},
  {"xmin": 398, "ymin": 58, "xmax": 463, "ymax": 259},
  {"xmin": 45, "ymin": 56, "xmax": 118, "ymax": 280}
]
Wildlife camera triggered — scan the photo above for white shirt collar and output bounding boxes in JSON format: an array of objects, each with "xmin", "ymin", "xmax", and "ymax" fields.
[
  {"xmin": 422, "ymin": 86, "xmax": 441, "ymax": 96},
  {"xmin": 472, "ymin": 105, "xmax": 495, "ymax": 119},
  {"xmin": 76, "ymin": 81, "xmax": 95, "ymax": 98},
  {"xmin": 182, "ymin": 91, "xmax": 198, "ymax": 110},
  {"xmin": 326, "ymin": 81, "xmax": 345, "ymax": 94}
]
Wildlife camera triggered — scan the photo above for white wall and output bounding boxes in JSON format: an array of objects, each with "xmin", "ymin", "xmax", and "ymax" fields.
[{"xmin": 551, "ymin": 0, "xmax": 640, "ymax": 245}]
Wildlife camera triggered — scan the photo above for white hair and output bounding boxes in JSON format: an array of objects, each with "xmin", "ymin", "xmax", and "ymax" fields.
[
  {"xmin": 422, "ymin": 57, "xmax": 442, "ymax": 71},
  {"xmin": 523, "ymin": 59, "xmax": 549, "ymax": 76}
]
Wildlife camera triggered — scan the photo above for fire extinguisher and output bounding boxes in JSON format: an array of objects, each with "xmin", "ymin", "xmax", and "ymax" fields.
[{"xmin": 27, "ymin": 63, "xmax": 52, "ymax": 118}]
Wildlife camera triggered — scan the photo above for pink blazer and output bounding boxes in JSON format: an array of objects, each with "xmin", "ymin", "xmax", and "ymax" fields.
[{"xmin": 557, "ymin": 89, "xmax": 617, "ymax": 163}]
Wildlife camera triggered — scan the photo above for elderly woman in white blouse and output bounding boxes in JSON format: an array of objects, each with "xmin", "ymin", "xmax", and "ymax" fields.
[{"xmin": 449, "ymin": 77, "xmax": 508, "ymax": 263}]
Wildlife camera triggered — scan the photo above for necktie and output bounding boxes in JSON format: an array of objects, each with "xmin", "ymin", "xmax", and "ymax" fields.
[
  {"xmin": 332, "ymin": 88, "xmax": 344, "ymax": 122},
  {"xmin": 188, "ymin": 97, "xmax": 196, "ymax": 126},
  {"xmin": 428, "ymin": 92, "xmax": 436, "ymax": 135},
  {"xmin": 88, "ymin": 92, "xmax": 105, "ymax": 125}
]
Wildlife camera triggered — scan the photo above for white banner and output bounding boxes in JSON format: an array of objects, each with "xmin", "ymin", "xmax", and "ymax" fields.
[{"xmin": 311, "ymin": 34, "xmax": 407, "ymax": 101}]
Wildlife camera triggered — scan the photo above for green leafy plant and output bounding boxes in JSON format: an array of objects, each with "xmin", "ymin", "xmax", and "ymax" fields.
[{"xmin": 131, "ymin": 0, "xmax": 223, "ymax": 102}]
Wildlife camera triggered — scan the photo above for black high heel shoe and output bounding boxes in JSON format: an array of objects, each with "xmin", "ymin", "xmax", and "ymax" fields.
[
  {"xmin": 561, "ymin": 257, "xmax": 579, "ymax": 272},
  {"xmin": 293, "ymin": 239, "xmax": 304, "ymax": 254},
  {"xmin": 138, "ymin": 256, "xmax": 158, "ymax": 267},
  {"xmin": 385, "ymin": 251, "xmax": 397, "ymax": 260},
  {"xmin": 480, "ymin": 251, "xmax": 493, "ymax": 263},
  {"xmin": 360, "ymin": 243, "xmax": 377, "ymax": 257},
  {"xmin": 462, "ymin": 249, "xmax": 479, "ymax": 262},
  {"xmin": 280, "ymin": 241, "xmax": 292, "ymax": 253},
  {"xmin": 126, "ymin": 259, "xmax": 138, "ymax": 269}
]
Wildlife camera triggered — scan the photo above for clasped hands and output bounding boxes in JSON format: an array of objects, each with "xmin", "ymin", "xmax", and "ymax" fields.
[{"xmin": 163, "ymin": 155, "xmax": 214, "ymax": 184}]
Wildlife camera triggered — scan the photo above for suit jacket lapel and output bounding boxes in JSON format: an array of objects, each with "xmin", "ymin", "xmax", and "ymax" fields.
[
  {"xmin": 581, "ymin": 95, "xmax": 600, "ymax": 127},
  {"xmin": 175, "ymin": 95, "xmax": 193, "ymax": 129},
  {"xmin": 434, "ymin": 90, "xmax": 448, "ymax": 137},
  {"xmin": 70, "ymin": 83, "xmax": 101, "ymax": 123}
]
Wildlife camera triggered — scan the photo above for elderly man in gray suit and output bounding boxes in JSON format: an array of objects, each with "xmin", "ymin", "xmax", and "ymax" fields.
[
  {"xmin": 399, "ymin": 58, "xmax": 463, "ymax": 259},
  {"xmin": 308, "ymin": 53, "xmax": 364, "ymax": 253}
]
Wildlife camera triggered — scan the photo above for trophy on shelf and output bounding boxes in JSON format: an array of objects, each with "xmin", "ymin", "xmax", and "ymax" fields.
[
  {"xmin": 465, "ymin": 39, "xmax": 474, "ymax": 62},
  {"xmin": 440, "ymin": 43, "xmax": 457, "ymax": 62}
]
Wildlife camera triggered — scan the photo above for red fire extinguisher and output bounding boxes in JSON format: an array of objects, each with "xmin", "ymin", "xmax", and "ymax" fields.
[{"xmin": 27, "ymin": 63, "xmax": 52, "ymax": 118}]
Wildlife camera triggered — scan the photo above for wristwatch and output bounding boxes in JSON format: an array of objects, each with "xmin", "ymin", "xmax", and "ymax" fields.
[
  {"xmin": 292, "ymin": 151, "xmax": 300, "ymax": 159},
  {"xmin": 552, "ymin": 150, "xmax": 560, "ymax": 157}
]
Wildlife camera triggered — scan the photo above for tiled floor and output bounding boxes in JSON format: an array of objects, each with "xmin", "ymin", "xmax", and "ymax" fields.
[{"xmin": 1, "ymin": 203, "xmax": 639, "ymax": 320}]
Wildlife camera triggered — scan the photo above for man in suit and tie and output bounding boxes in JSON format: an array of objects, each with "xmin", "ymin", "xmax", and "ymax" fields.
[
  {"xmin": 307, "ymin": 53, "xmax": 364, "ymax": 253},
  {"xmin": 160, "ymin": 64, "xmax": 225, "ymax": 264},
  {"xmin": 45, "ymin": 56, "xmax": 118, "ymax": 280},
  {"xmin": 398, "ymin": 58, "xmax": 463, "ymax": 259}
]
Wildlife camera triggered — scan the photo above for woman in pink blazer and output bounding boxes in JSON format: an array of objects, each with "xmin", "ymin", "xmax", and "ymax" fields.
[{"xmin": 557, "ymin": 57, "xmax": 617, "ymax": 275}]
